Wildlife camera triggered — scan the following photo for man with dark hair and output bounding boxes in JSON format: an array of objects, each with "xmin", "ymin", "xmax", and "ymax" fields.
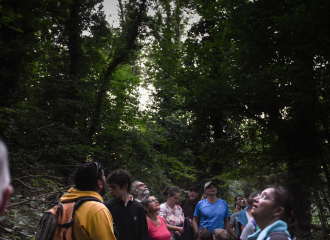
[
  {"xmin": 229, "ymin": 195, "xmax": 244, "ymax": 240},
  {"xmin": 180, "ymin": 186, "xmax": 199, "ymax": 220},
  {"xmin": 105, "ymin": 169, "xmax": 148, "ymax": 240},
  {"xmin": 0, "ymin": 141, "xmax": 13, "ymax": 216},
  {"xmin": 59, "ymin": 162, "xmax": 116, "ymax": 240},
  {"xmin": 233, "ymin": 195, "xmax": 243, "ymax": 213},
  {"xmin": 131, "ymin": 180, "xmax": 149, "ymax": 202},
  {"xmin": 193, "ymin": 181, "xmax": 230, "ymax": 234}
]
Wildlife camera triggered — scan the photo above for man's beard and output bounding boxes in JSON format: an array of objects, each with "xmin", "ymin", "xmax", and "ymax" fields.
[
  {"xmin": 138, "ymin": 188, "xmax": 149, "ymax": 198},
  {"xmin": 100, "ymin": 179, "xmax": 107, "ymax": 196}
]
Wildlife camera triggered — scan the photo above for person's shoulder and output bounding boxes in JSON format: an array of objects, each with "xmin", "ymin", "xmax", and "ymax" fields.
[
  {"xmin": 104, "ymin": 198, "xmax": 116, "ymax": 207},
  {"xmin": 130, "ymin": 199, "xmax": 144, "ymax": 208}
]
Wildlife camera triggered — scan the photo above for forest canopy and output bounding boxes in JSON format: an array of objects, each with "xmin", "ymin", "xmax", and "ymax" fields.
[{"xmin": 0, "ymin": 0, "xmax": 330, "ymax": 239}]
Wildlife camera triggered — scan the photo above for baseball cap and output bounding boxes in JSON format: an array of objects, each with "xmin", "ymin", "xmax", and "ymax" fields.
[
  {"xmin": 204, "ymin": 181, "xmax": 217, "ymax": 190},
  {"xmin": 188, "ymin": 186, "xmax": 198, "ymax": 191}
]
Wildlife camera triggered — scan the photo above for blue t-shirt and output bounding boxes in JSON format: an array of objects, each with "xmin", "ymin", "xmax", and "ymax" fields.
[{"xmin": 193, "ymin": 198, "xmax": 231, "ymax": 233}]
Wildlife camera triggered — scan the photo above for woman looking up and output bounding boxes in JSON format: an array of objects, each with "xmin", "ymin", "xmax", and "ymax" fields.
[
  {"xmin": 248, "ymin": 186, "xmax": 296, "ymax": 240},
  {"xmin": 158, "ymin": 186, "xmax": 185, "ymax": 240},
  {"xmin": 142, "ymin": 195, "xmax": 171, "ymax": 240}
]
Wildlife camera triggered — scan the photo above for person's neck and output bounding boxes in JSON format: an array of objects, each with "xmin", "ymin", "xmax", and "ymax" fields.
[
  {"xmin": 120, "ymin": 192, "xmax": 130, "ymax": 203},
  {"xmin": 147, "ymin": 211, "xmax": 159, "ymax": 221},
  {"xmin": 189, "ymin": 198, "xmax": 198, "ymax": 203},
  {"xmin": 207, "ymin": 195, "xmax": 218, "ymax": 203},
  {"xmin": 137, "ymin": 195, "xmax": 145, "ymax": 201},
  {"xmin": 235, "ymin": 206, "xmax": 242, "ymax": 211},
  {"xmin": 166, "ymin": 201, "xmax": 176, "ymax": 209},
  {"xmin": 255, "ymin": 217, "xmax": 276, "ymax": 231}
]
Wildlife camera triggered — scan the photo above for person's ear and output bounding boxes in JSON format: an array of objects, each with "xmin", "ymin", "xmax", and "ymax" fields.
[
  {"xmin": 144, "ymin": 206, "xmax": 149, "ymax": 212},
  {"xmin": 274, "ymin": 207, "xmax": 284, "ymax": 218},
  {"xmin": 0, "ymin": 185, "xmax": 13, "ymax": 215},
  {"xmin": 124, "ymin": 183, "xmax": 128, "ymax": 190}
]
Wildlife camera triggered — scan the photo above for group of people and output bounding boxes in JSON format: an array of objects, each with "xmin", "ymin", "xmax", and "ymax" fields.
[{"xmin": 0, "ymin": 140, "xmax": 297, "ymax": 240}]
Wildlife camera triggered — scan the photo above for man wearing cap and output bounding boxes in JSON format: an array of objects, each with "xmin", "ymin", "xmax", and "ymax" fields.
[
  {"xmin": 192, "ymin": 181, "xmax": 230, "ymax": 234},
  {"xmin": 180, "ymin": 186, "xmax": 199, "ymax": 220}
]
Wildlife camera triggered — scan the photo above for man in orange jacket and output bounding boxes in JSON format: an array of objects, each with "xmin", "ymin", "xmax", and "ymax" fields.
[{"xmin": 60, "ymin": 162, "xmax": 116, "ymax": 240}]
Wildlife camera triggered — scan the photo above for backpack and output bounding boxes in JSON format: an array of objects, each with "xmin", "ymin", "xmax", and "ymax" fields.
[{"xmin": 35, "ymin": 196, "xmax": 101, "ymax": 240}]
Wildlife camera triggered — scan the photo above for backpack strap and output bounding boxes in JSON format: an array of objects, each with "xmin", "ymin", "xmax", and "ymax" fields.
[
  {"xmin": 63, "ymin": 197, "xmax": 103, "ymax": 240},
  {"xmin": 268, "ymin": 231, "xmax": 290, "ymax": 240}
]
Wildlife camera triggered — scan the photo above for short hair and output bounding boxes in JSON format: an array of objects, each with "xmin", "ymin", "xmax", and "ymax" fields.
[
  {"xmin": 74, "ymin": 162, "xmax": 103, "ymax": 191},
  {"xmin": 107, "ymin": 169, "xmax": 132, "ymax": 192},
  {"xmin": 213, "ymin": 229, "xmax": 230, "ymax": 240},
  {"xmin": 163, "ymin": 186, "xmax": 181, "ymax": 197},
  {"xmin": 0, "ymin": 141, "xmax": 10, "ymax": 205},
  {"xmin": 131, "ymin": 180, "xmax": 141, "ymax": 195},
  {"xmin": 194, "ymin": 227, "xmax": 213, "ymax": 240},
  {"xmin": 141, "ymin": 195, "xmax": 151, "ymax": 214},
  {"xmin": 234, "ymin": 195, "xmax": 243, "ymax": 202}
]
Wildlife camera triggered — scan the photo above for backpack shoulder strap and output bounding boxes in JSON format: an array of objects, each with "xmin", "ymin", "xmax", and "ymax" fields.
[{"xmin": 268, "ymin": 231, "xmax": 290, "ymax": 240}]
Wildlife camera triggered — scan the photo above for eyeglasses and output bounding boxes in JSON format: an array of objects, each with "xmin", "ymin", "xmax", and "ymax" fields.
[
  {"xmin": 149, "ymin": 199, "xmax": 159, "ymax": 204},
  {"xmin": 241, "ymin": 200, "xmax": 247, "ymax": 202},
  {"xmin": 93, "ymin": 162, "xmax": 100, "ymax": 180},
  {"xmin": 206, "ymin": 185, "xmax": 216, "ymax": 189},
  {"xmin": 256, "ymin": 194, "xmax": 268, "ymax": 200}
]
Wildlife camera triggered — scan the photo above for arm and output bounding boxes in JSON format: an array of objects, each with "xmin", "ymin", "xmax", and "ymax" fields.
[
  {"xmin": 166, "ymin": 224, "xmax": 183, "ymax": 233},
  {"xmin": 224, "ymin": 217, "xmax": 230, "ymax": 231},
  {"xmin": 192, "ymin": 216, "xmax": 200, "ymax": 234},
  {"xmin": 240, "ymin": 222, "xmax": 254, "ymax": 240},
  {"xmin": 228, "ymin": 224, "xmax": 238, "ymax": 239},
  {"xmin": 88, "ymin": 208, "xmax": 117, "ymax": 240},
  {"xmin": 139, "ymin": 207, "xmax": 149, "ymax": 240},
  {"xmin": 241, "ymin": 225, "xmax": 245, "ymax": 232}
]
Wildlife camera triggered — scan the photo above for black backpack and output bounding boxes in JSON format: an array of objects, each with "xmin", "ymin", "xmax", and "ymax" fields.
[{"xmin": 35, "ymin": 197, "xmax": 101, "ymax": 240}]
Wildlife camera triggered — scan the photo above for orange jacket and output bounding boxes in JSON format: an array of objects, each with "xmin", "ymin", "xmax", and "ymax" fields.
[{"xmin": 60, "ymin": 187, "xmax": 116, "ymax": 240}]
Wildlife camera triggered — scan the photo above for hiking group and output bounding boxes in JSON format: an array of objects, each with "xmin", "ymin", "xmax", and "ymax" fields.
[{"xmin": 0, "ymin": 140, "xmax": 296, "ymax": 240}]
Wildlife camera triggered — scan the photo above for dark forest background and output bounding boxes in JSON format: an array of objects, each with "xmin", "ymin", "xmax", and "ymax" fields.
[{"xmin": 0, "ymin": 0, "xmax": 330, "ymax": 239}]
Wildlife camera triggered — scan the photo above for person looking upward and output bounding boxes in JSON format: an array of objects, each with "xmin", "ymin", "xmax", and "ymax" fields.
[
  {"xmin": 141, "ymin": 195, "xmax": 171, "ymax": 240},
  {"xmin": 193, "ymin": 181, "xmax": 230, "ymax": 234},
  {"xmin": 248, "ymin": 186, "xmax": 296, "ymax": 240},
  {"xmin": 58, "ymin": 162, "xmax": 116, "ymax": 240},
  {"xmin": 132, "ymin": 180, "xmax": 149, "ymax": 202},
  {"xmin": 233, "ymin": 195, "xmax": 244, "ymax": 213},
  {"xmin": 238, "ymin": 192, "xmax": 259, "ymax": 232}
]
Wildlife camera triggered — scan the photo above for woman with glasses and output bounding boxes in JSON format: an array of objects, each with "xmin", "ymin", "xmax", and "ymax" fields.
[
  {"xmin": 158, "ymin": 186, "xmax": 185, "ymax": 240},
  {"xmin": 248, "ymin": 186, "xmax": 296, "ymax": 240},
  {"xmin": 141, "ymin": 195, "xmax": 171, "ymax": 240}
]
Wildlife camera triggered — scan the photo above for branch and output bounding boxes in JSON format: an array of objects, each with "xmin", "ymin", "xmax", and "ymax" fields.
[
  {"xmin": 34, "ymin": 123, "xmax": 54, "ymax": 135},
  {"xmin": 6, "ymin": 186, "xmax": 72, "ymax": 209}
]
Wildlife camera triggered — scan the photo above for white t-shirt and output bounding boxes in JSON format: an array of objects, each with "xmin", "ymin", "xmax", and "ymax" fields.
[{"xmin": 246, "ymin": 211, "xmax": 253, "ymax": 223}]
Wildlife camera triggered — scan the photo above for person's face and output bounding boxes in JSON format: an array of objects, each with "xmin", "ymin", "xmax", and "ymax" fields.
[
  {"xmin": 241, "ymin": 198, "xmax": 248, "ymax": 208},
  {"xmin": 145, "ymin": 196, "xmax": 160, "ymax": 213},
  {"xmin": 99, "ymin": 170, "xmax": 107, "ymax": 196},
  {"xmin": 251, "ymin": 188, "xmax": 277, "ymax": 220},
  {"xmin": 168, "ymin": 192, "xmax": 181, "ymax": 205},
  {"xmin": 109, "ymin": 183, "xmax": 127, "ymax": 199},
  {"xmin": 235, "ymin": 196, "xmax": 243, "ymax": 207},
  {"xmin": 204, "ymin": 184, "xmax": 217, "ymax": 196},
  {"xmin": 188, "ymin": 189, "xmax": 199, "ymax": 201},
  {"xmin": 134, "ymin": 182, "xmax": 149, "ymax": 197}
]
